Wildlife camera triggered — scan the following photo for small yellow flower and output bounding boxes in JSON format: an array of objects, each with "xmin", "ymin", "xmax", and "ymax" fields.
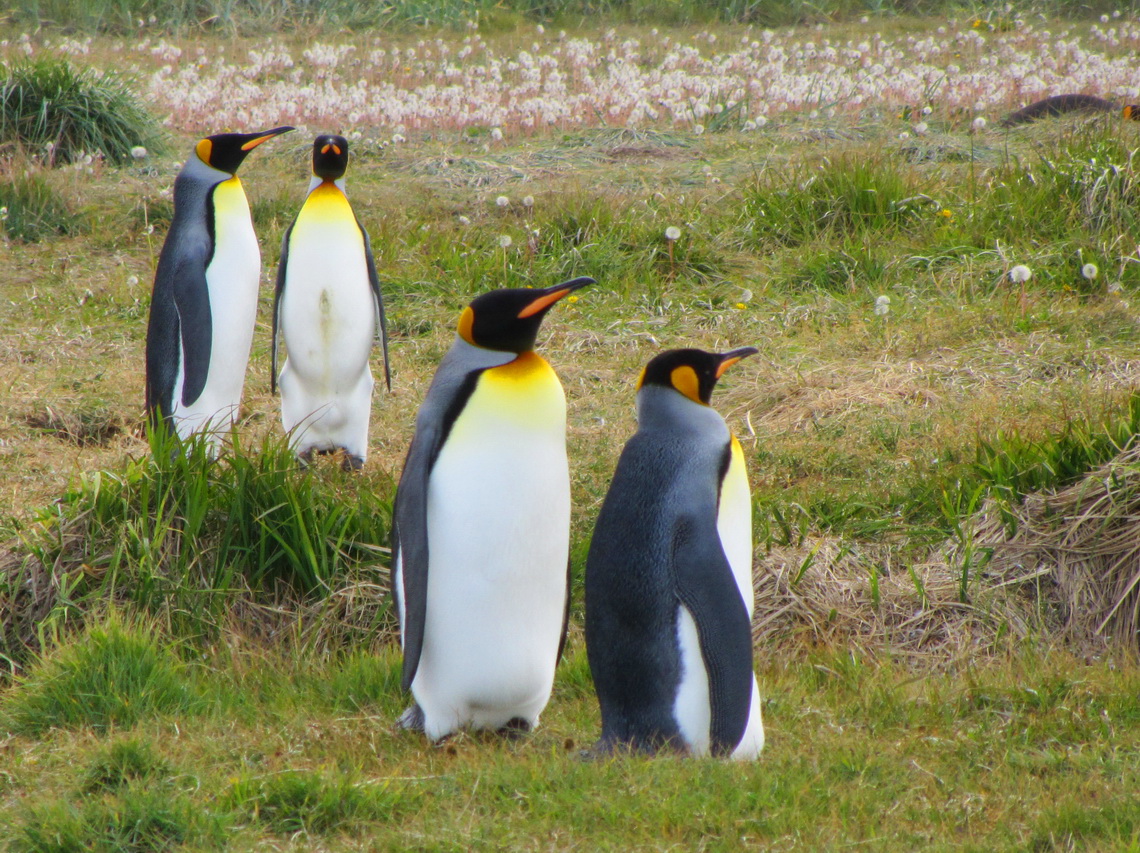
[
  {"xmin": 972, "ymin": 19, "xmax": 981, "ymax": 27},
  {"xmin": 567, "ymin": 295, "xmax": 579, "ymax": 303},
  {"xmin": 938, "ymin": 208, "xmax": 953, "ymax": 218},
  {"xmin": 734, "ymin": 302, "xmax": 746, "ymax": 310}
]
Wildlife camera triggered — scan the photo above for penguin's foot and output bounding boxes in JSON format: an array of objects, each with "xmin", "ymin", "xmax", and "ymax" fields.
[
  {"xmin": 397, "ymin": 703, "xmax": 426, "ymax": 733},
  {"xmin": 340, "ymin": 453, "xmax": 364, "ymax": 472},
  {"xmin": 297, "ymin": 449, "xmax": 315, "ymax": 469},
  {"xmin": 496, "ymin": 717, "xmax": 534, "ymax": 740}
]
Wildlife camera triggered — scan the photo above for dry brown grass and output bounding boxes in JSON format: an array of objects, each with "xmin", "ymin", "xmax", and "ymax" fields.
[{"xmin": 751, "ymin": 535, "xmax": 1046, "ymax": 665}]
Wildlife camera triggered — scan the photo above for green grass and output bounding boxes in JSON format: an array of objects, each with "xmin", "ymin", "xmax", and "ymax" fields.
[
  {"xmin": 0, "ymin": 616, "xmax": 196, "ymax": 736},
  {"xmin": 13, "ymin": 0, "xmax": 1139, "ymax": 33},
  {"xmin": 225, "ymin": 770, "xmax": 412, "ymax": 835},
  {"xmin": 81, "ymin": 737, "xmax": 172, "ymax": 794},
  {"xmin": 0, "ymin": 173, "xmax": 81, "ymax": 242},
  {"xmin": 2, "ymin": 18, "xmax": 1140, "ymax": 850},
  {"xmin": 0, "ymin": 59, "xmax": 166, "ymax": 165},
  {"xmin": 2, "ymin": 430, "xmax": 392, "ymax": 671}
]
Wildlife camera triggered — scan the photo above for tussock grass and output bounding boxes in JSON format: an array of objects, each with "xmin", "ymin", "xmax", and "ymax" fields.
[
  {"xmin": 226, "ymin": 770, "xmax": 412, "ymax": 835},
  {"xmin": 0, "ymin": 59, "xmax": 165, "ymax": 165},
  {"xmin": 9, "ymin": 786, "xmax": 227, "ymax": 852},
  {"xmin": 81, "ymin": 737, "xmax": 172, "ymax": 793},
  {"xmin": 739, "ymin": 156, "xmax": 935, "ymax": 251},
  {"xmin": 0, "ymin": 615, "xmax": 196, "ymax": 736},
  {"xmin": 0, "ymin": 430, "xmax": 392, "ymax": 673},
  {"xmin": 0, "ymin": 172, "xmax": 81, "ymax": 242}
]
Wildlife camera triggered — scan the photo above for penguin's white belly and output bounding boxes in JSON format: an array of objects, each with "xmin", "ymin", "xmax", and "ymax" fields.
[
  {"xmin": 674, "ymin": 435, "xmax": 764, "ymax": 758},
  {"xmin": 278, "ymin": 209, "xmax": 375, "ymax": 456},
  {"xmin": 411, "ymin": 355, "xmax": 569, "ymax": 740},
  {"xmin": 172, "ymin": 177, "xmax": 259, "ymax": 443}
]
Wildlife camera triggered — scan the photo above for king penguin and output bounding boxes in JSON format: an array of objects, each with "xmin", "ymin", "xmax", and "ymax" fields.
[
  {"xmin": 584, "ymin": 347, "xmax": 765, "ymax": 759},
  {"xmin": 391, "ymin": 276, "xmax": 595, "ymax": 742},
  {"xmin": 145, "ymin": 126, "xmax": 294, "ymax": 448},
  {"xmin": 272, "ymin": 134, "xmax": 390, "ymax": 470}
]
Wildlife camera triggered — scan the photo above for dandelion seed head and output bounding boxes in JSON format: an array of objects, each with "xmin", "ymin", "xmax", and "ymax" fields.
[
  {"xmin": 972, "ymin": 116, "xmax": 987, "ymax": 131},
  {"xmin": 490, "ymin": 127, "xmax": 503, "ymax": 141},
  {"xmin": 1081, "ymin": 263, "xmax": 1099, "ymax": 280},
  {"xmin": 874, "ymin": 294, "xmax": 891, "ymax": 316},
  {"xmin": 1008, "ymin": 264, "xmax": 1032, "ymax": 284},
  {"xmin": 499, "ymin": 234, "xmax": 512, "ymax": 248},
  {"xmin": 458, "ymin": 215, "xmax": 471, "ymax": 226},
  {"xmin": 130, "ymin": 146, "xmax": 148, "ymax": 159},
  {"xmin": 495, "ymin": 195, "xmax": 510, "ymax": 208},
  {"xmin": 522, "ymin": 195, "xmax": 534, "ymax": 208},
  {"xmin": 664, "ymin": 226, "xmax": 681, "ymax": 241}
]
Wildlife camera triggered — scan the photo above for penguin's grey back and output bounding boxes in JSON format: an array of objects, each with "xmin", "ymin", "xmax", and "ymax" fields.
[
  {"xmin": 585, "ymin": 387, "xmax": 732, "ymax": 752},
  {"xmin": 144, "ymin": 157, "xmax": 230, "ymax": 419}
]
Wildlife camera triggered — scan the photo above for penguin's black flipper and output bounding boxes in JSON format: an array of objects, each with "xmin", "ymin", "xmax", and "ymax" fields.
[
  {"xmin": 360, "ymin": 221, "xmax": 391, "ymax": 391},
  {"xmin": 168, "ymin": 240, "xmax": 213, "ymax": 408},
  {"xmin": 671, "ymin": 512, "xmax": 754, "ymax": 757},
  {"xmin": 271, "ymin": 222, "xmax": 294, "ymax": 395},
  {"xmin": 392, "ymin": 363, "xmax": 482, "ymax": 690}
]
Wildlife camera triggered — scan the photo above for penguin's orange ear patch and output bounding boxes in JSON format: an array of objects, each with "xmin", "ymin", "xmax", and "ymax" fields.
[
  {"xmin": 321, "ymin": 144, "xmax": 332, "ymax": 154},
  {"xmin": 195, "ymin": 138, "xmax": 213, "ymax": 164},
  {"xmin": 457, "ymin": 306, "xmax": 475, "ymax": 344},
  {"xmin": 635, "ymin": 366, "xmax": 648, "ymax": 390},
  {"xmin": 670, "ymin": 365, "xmax": 701, "ymax": 403}
]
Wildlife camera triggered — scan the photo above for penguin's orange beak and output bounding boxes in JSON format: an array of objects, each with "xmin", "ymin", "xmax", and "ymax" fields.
[
  {"xmin": 715, "ymin": 346, "xmax": 759, "ymax": 378},
  {"xmin": 241, "ymin": 126, "xmax": 295, "ymax": 151},
  {"xmin": 517, "ymin": 276, "xmax": 595, "ymax": 318}
]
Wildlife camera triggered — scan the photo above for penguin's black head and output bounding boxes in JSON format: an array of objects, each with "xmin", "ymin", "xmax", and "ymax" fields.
[
  {"xmin": 638, "ymin": 346, "xmax": 759, "ymax": 405},
  {"xmin": 312, "ymin": 134, "xmax": 349, "ymax": 180},
  {"xmin": 195, "ymin": 126, "xmax": 294, "ymax": 174},
  {"xmin": 458, "ymin": 277, "xmax": 595, "ymax": 353}
]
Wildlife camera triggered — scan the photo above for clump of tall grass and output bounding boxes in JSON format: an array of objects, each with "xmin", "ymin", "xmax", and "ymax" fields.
[
  {"xmin": 971, "ymin": 393, "xmax": 1140, "ymax": 506},
  {"xmin": 739, "ymin": 157, "xmax": 934, "ymax": 250},
  {"xmin": 0, "ymin": 172, "xmax": 81, "ymax": 241},
  {"xmin": 0, "ymin": 59, "xmax": 166, "ymax": 165},
  {"xmin": 0, "ymin": 615, "xmax": 197, "ymax": 736},
  {"xmin": 966, "ymin": 131, "xmax": 1140, "ymax": 249},
  {"xmin": 1, "ymin": 430, "xmax": 392, "ymax": 673},
  {"xmin": 81, "ymin": 737, "xmax": 172, "ymax": 793}
]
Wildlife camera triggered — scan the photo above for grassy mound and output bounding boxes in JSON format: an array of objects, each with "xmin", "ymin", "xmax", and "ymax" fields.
[
  {"xmin": 0, "ymin": 172, "xmax": 81, "ymax": 241},
  {"xmin": 0, "ymin": 432, "xmax": 392, "ymax": 674},
  {"xmin": 0, "ymin": 59, "xmax": 165, "ymax": 165}
]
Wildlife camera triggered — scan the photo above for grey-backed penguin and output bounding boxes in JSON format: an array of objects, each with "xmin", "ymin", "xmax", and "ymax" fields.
[
  {"xmin": 145, "ymin": 126, "xmax": 294, "ymax": 447},
  {"xmin": 584, "ymin": 347, "xmax": 765, "ymax": 759},
  {"xmin": 391, "ymin": 276, "xmax": 595, "ymax": 742},
  {"xmin": 272, "ymin": 134, "xmax": 390, "ymax": 470}
]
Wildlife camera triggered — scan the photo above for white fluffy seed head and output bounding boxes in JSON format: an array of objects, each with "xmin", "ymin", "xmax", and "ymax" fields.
[
  {"xmin": 664, "ymin": 226, "xmax": 681, "ymax": 241},
  {"xmin": 1081, "ymin": 263, "xmax": 1099, "ymax": 280},
  {"xmin": 1009, "ymin": 264, "xmax": 1032, "ymax": 283}
]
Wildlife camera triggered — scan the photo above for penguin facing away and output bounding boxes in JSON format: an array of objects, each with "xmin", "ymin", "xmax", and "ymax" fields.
[
  {"xmin": 145, "ymin": 126, "xmax": 294, "ymax": 448},
  {"xmin": 391, "ymin": 276, "xmax": 595, "ymax": 742},
  {"xmin": 585, "ymin": 347, "xmax": 765, "ymax": 759},
  {"xmin": 272, "ymin": 134, "xmax": 391, "ymax": 470}
]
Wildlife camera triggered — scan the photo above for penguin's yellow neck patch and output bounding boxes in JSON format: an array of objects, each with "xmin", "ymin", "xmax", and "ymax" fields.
[
  {"xmin": 670, "ymin": 365, "xmax": 703, "ymax": 404},
  {"xmin": 296, "ymin": 181, "xmax": 356, "ymax": 228}
]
